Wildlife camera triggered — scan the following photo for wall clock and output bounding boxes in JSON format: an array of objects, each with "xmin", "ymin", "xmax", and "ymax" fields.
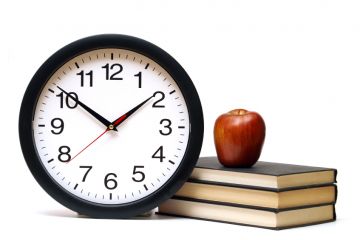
[{"xmin": 19, "ymin": 34, "xmax": 203, "ymax": 218}]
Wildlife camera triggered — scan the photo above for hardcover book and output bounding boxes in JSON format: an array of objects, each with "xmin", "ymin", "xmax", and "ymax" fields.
[{"xmin": 190, "ymin": 156, "xmax": 337, "ymax": 190}]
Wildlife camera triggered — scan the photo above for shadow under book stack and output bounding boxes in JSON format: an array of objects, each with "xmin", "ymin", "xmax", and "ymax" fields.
[{"xmin": 158, "ymin": 157, "xmax": 337, "ymax": 230}]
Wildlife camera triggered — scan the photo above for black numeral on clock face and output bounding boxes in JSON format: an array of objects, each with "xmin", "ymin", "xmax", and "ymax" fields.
[
  {"xmin": 79, "ymin": 166, "xmax": 92, "ymax": 182},
  {"xmin": 152, "ymin": 146, "xmax": 165, "ymax": 162},
  {"xmin": 152, "ymin": 91, "xmax": 165, "ymax": 108},
  {"xmin": 56, "ymin": 92, "xmax": 78, "ymax": 109},
  {"xmin": 77, "ymin": 70, "xmax": 93, "ymax": 87},
  {"xmin": 159, "ymin": 119, "xmax": 172, "ymax": 135},
  {"xmin": 104, "ymin": 173, "xmax": 118, "ymax": 190},
  {"xmin": 58, "ymin": 146, "xmax": 71, "ymax": 162},
  {"xmin": 102, "ymin": 63, "xmax": 123, "ymax": 80},
  {"xmin": 51, "ymin": 118, "xmax": 64, "ymax": 135},
  {"xmin": 132, "ymin": 166, "xmax": 145, "ymax": 182},
  {"xmin": 134, "ymin": 71, "xmax": 142, "ymax": 88}
]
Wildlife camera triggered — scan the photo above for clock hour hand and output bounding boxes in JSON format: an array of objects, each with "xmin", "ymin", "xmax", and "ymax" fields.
[
  {"xmin": 110, "ymin": 95, "xmax": 154, "ymax": 130},
  {"xmin": 57, "ymin": 86, "xmax": 113, "ymax": 129}
]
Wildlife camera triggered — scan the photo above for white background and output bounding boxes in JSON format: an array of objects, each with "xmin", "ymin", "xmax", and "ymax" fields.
[{"xmin": 1, "ymin": 0, "xmax": 359, "ymax": 239}]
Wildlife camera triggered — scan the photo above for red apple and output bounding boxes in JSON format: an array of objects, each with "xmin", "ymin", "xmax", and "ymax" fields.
[{"xmin": 214, "ymin": 109, "xmax": 266, "ymax": 167}]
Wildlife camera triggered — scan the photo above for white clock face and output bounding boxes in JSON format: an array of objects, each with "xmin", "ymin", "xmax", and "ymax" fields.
[{"xmin": 32, "ymin": 49, "xmax": 190, "ymax": 204}]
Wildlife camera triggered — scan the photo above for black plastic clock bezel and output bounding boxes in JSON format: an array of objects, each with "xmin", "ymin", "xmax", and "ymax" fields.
[{"xmin": 19, "ymin": 34, "xmax": 204, "ymax": 218}]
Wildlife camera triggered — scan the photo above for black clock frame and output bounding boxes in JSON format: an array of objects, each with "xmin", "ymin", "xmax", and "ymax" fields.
[{"xmin": 19, "ymin": 34, "xmax": 204, "ymax": 218}]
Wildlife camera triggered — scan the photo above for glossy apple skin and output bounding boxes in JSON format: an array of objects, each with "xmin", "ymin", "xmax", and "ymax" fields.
[{"xmin": 214, "ymin": 109, "xmax": 266, "ymax": 167}]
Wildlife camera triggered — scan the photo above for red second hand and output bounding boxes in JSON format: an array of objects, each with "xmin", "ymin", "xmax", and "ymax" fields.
[
  {"xmin": 67, "ymin": 114, "xmax": 128, "ymax": 163},
  {"xmin": 68, "ymin": 128, "xmax": 110, "ymax": 162}
]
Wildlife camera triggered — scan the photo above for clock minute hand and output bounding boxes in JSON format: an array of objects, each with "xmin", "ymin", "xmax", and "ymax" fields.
[
  {"xmin": 110, "ymin": 95, "xmax": 154, "ymax": 129},
  {"xmin": 57, "ymin": 86, "xmax": 113, "ymax": 129}
]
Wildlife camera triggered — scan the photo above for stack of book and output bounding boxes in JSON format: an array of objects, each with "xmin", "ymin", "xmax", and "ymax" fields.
[{"xmin": 158, "ymin": 156, "xmax": 337, "ymax": 230}]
